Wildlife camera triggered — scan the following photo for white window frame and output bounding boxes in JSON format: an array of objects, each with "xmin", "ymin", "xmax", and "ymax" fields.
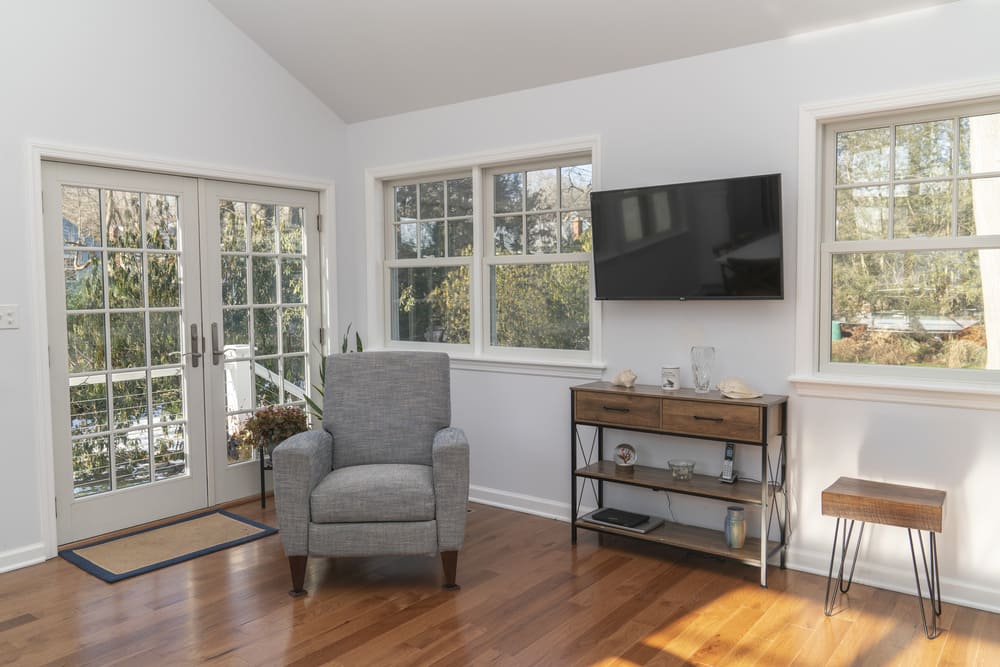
[
  {"xmin": 365, "ymin": 138, "xmax": 604, "ymax": 378},
  {"xmin": 792, "ymin": 80, "xmax": 1000, "ymax": 410}
]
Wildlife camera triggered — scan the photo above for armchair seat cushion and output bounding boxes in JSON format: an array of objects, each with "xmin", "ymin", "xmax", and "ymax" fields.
[{"xmin": 310, "ymin": 463, "xmax": 435, "ymax": 523}]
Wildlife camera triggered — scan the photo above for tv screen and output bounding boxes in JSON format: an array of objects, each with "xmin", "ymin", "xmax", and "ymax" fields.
[{"xmin": 591, "ymin": 174, "xmax": 783, "ymax": 300}]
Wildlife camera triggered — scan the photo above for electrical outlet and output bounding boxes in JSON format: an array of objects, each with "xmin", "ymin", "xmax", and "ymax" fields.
[{"xmin": 0, "ymin": 305, "xmax": 19, "ymax": 329}]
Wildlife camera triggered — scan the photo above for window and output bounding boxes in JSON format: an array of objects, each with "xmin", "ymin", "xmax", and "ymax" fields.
[
  {"xmin": 380, "ymin": 149, "xmax": 597, "ymax": 362},
  {"xmin": 487, "ymin": 160, "xmax": 593, "ymax": 352},
  {"xmin": 821, "ymin": 101, "xmax": 1000, "ymax": 380}
]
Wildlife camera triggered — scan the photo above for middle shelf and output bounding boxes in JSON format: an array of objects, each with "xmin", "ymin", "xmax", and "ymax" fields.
[{"xmin": 575, "ymin": 460, "xmax": 765, "ymax": 505}]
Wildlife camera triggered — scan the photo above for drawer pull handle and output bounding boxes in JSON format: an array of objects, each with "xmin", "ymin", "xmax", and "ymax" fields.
[
  {"xmin": 693, "ymin": 415, "xmax": 724, "ymax": 422},
  {"xmin": 602, "ymin": 405, "xmax": 630, "ymax": 413}
]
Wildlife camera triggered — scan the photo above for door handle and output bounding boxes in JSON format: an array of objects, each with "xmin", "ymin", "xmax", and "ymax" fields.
[
  {"xmin": 189, "ymin": 323, "xmax": 202, "ymax": 368},
  {"xmin": 211, "ymin": 322, "xmax": 223, "ymax": 365}
]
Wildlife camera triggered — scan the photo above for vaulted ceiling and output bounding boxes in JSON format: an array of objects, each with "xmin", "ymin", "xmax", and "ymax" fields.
[{"xmin": 209, "ymin": 0, "xmax": 956, "ymax": 123}]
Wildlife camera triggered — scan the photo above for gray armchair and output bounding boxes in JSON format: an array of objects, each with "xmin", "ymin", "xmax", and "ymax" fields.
[{"xmin": 271, "ymin": 351, "xmax": 469, "ymax": 596}]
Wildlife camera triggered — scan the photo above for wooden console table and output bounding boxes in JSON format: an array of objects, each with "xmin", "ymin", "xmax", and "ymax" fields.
[{"xmin": 570, "ymin": 381, "xmax": 789, "ymax": 587}]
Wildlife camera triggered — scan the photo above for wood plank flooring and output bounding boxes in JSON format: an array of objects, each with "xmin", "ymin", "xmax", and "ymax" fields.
[{"xmin": 1, "ymin": 501, "xmax": 997, "ymax": 665}]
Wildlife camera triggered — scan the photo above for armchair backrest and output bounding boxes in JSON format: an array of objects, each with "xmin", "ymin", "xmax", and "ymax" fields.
[{"xmin": 322, "ymin": 351, "xmax": 451, "ymax": 468}]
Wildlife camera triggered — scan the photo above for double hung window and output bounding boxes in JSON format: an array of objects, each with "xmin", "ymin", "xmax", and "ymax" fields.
[
  {"xmin": 381, "ymin": 150, "xmax": 597, "ymax": 363},
  {"xmin": 821, "ymin": 101, "xmax": 1000, "ymax": 380}
]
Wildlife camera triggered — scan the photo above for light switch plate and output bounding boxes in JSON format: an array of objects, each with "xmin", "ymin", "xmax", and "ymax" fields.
[{"xmin": 0, "ymin": 305, "xmax": 19, "ymax": 329}]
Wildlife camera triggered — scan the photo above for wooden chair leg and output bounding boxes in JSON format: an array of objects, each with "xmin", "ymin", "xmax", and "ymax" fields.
[
  {"xmin": 441, "ymin": 551, "xmax": 460, "ymax": 590},
  {"xmin": 288, "ymin": 555, "xmax": 308, "ymax": 597}
]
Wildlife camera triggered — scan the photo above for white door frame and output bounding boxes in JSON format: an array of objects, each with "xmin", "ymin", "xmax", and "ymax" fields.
[{"xmin": 26, "ymin": 141, "xmax": 336, "ymax": 557}]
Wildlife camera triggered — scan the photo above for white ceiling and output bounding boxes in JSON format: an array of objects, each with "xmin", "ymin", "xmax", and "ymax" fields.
[{"xmin": 209, "ymin": 0, "xmax": 956, "ymax": 123}]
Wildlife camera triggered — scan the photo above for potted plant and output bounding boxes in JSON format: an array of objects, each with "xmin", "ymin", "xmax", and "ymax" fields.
[{"xmin": 235, "ymin": 405, "xmax": 308, "ymax": 467}]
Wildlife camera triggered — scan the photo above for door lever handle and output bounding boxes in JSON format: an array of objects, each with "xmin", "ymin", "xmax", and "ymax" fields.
[
  {"xmin": 189, "ymin": 323, "xmax": 202, "ymax": 368},
  {"xmin": 211, "ymin": 322, "xmax": 223, "ymax": 365}
]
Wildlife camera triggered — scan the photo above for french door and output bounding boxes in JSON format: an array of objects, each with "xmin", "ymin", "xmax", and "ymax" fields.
[
  {"xmin": 43, "ymin": 163, "xmax": 321, "ymax": 543},
  {"xmin": 200, "ymin": 181, "xmax": 322, "ymax": 502}
]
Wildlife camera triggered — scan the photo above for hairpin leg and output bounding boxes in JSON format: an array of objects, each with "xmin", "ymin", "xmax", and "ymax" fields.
[
  {"xmin": 908, "ymin": 529, "xmax": 942, "ymax": 639},
  {"xmin": 824, "ymin": 518, "xmax": 865, "ymax": 616}
]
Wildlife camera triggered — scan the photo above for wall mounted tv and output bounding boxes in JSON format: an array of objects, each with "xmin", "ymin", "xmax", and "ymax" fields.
[{"xmin": 591, "ymin": 173, "xmax": 783, "ymax": 300}]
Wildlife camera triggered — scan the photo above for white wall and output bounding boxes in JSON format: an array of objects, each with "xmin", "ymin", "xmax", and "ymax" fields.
[
  {"xmin": 0, "ymin": 0, "xmax": 346, "ymax": 571},
  {"xmin": 342, "ymin": 0, "xmax": 1000, "ymax": 610}
]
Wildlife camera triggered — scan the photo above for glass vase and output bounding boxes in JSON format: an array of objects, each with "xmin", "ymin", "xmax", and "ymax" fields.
[{"xmin": 691, "ymin": 346, "xmax": 715, "ymax": 393}]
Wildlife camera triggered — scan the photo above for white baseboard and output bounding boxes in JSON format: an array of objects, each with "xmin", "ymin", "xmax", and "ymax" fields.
[
  {"xmin": 786, "ymin": 545, "xmax": 1000, "ymax": 615},
  {"xmin": 0, "ymin": 542, "xmax": 47, "ymax": 574},
  {"xmin": 468, "ymin": 486, "xmax": 1000, "ymax": 614},
  {"xmin": 469, "ymin": 484, "xmax": 595, "ymax": 522}
]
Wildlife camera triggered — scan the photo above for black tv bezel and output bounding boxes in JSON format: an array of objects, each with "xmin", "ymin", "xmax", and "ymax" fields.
[{"xmin": 590, "ymin": 173, "xmax": 784, "ymax": 301}]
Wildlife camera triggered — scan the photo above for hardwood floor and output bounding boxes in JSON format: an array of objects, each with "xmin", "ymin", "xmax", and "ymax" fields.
[{"xmin": 1, "ymin": 501, "xmax": 998, "ymax": 666}]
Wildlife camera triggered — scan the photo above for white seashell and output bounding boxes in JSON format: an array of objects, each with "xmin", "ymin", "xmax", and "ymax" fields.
[
  {"xmin": 717, "ymin": 377, "xmax": 762, "ymax": 399},
  {"xmin": 611, "ymin": 368, "xmax": 637, "ymax": 388}
]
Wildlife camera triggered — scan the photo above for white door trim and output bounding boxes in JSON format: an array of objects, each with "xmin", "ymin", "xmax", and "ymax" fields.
[{"xmin": 26, "ymin": 140, "xmax": 336, "ymax": 558}]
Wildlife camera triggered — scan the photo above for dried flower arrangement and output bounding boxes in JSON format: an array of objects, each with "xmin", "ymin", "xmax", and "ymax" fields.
[{"xmin": 235, "ymin": 405, "xmax": 308, "ymax": 456}]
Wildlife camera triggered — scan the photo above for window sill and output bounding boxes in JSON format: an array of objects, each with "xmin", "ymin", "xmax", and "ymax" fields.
[
  {"xmin": 449, "ymin": 355, "xmax": 606, "ymax": 380},
  {"xmin": 788, "ymin": 373, "xmax": 1000, "ymax": 411}
]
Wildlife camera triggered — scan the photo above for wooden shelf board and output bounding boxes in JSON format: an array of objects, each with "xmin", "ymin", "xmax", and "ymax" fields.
[
  {"xmin": 575, "ymin": 461, "xmax": 764, "ymax": 505},
  {"xmin": 575, "ymin": 517, "xmax": 778, "ymax": 566}
]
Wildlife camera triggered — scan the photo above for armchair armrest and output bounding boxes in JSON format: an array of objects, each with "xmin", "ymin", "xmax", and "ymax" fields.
[
  {"xmin": 432, "ymin": 427, "xmax": 470, "ymax": 552},
  {"xmin": 271, "ymin": 428, "xmax": 333, "ymax": 556}
]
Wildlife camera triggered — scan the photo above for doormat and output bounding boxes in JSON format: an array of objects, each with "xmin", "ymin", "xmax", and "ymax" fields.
[{"xmin": 59, "ymin": 510, "xmax": 277, "ymax": 583}]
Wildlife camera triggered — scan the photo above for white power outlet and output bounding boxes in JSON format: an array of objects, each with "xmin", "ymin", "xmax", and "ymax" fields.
[{"xmin": 0, "ymin": 305, "xmax": 19, "ymax": 329}]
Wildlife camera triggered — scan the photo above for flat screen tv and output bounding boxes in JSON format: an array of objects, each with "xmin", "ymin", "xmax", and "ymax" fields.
[{"xmin": 591, "ymin": 173, "xmax": 783, "ymax": 300}]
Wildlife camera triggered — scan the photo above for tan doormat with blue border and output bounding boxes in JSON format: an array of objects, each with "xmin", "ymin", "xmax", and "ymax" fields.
[{"xmin": 59, "ymin": 510, "xmax": 277, "ymax": 582}]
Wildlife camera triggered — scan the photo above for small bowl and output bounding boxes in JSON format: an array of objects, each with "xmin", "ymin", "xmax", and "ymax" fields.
[{"xmin": 668, "ymin": 459, "xmax": 695, "ymax": 481}]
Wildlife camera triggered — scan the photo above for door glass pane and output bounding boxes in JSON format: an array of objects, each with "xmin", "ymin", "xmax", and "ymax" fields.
[
  {"xmin": 148, "ymin": 254, "xmax": 180, "ymax": 308},
  {"xmin": 67, "ymin": 313, "xmax": 106, "ymax": 373},
  {"xmin": 221, "ymin": 201, "xmax": 247, "ymax": 252},
  {"xmin": 145, "ymin": 194, "xmax": 178, "ymax": 250},
  {"xmin": 114, "ymin": 430, "xmax": 151, "ymax": 488},
  {"xmin": 109, "ymin": 312, "xmax": 146, "ymax": 369},
  {"xmin": 105, "ymin": 191, "xmax": 142, "ymax": 248},
  {"xmin": 70, "ymin": 377, "xmax": 108, "ymax": 437},
  {"xmin": 280, "ymin": 259, "xmax": 303, "ymax": 303},
  {"xmin": 60, "ymin": 182, "xmax": 190, "ymax": 501},
  {"xmin": 250, "ymin": 203, "xmax": 276, "ymax": 252},
  {"xmin": 153, "ymin": 424, "xmax": 186, "ymax": 481},
  {"xmin": 219, "ymin": 196, "xmax": 313, "ymax": 467},
  {"xmin": 222, "ymin": 256, "xmax": 248, "ymax": 306},
  {"xmin": 254, "ymin": 307, "xmax": 278, "ymax": 355},
  {"xmin": 279, "ymin": 206, "xmax": 304, "ymax": 253},
  {"xmin": 252, "ymin": 257, "xmax": 277, "ymax": 304},
  {"xmin": 112, "ymin": 376, "xmax": 148, "ymax": 430},
  {"xmin": 73, "ymin": 436, "xmax": 111, "ymax": 497},
  {"xmin": 107, "ymin": 252, "xmax": 144, "ymax": 308},
  {"xmin": 64, "ymin": 251, "xmax": 104, "ymax": 310},
  {"xmin": 282, "ymin": 306, "xmax": 305, "ymax": 353},
  {"xmin": 151, "ymin": 370, "xmax": 183, "ymax": 423},
  {"xmin": 62, "ymin": 186, "xmax": 102, "ymax": 247},
  {"xmin": 255, "ymin": 358, "xmax": 280, "ymax": 406},
  {"xmin": 223, "ymin": 308, "xmax": 249, "ymax": 347},
  {"xmin": 283, "ymin": 355, "xmax": 306, "ymax": 400},
  {"xmin": 150, "ymin": 311, "xmax": 181, "ymax": 366}
]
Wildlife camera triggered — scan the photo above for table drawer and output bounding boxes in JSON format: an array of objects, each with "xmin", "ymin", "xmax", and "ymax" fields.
[
  {"xmin": 574, "ymin": 391, "xmax": 661, "ymax": 429},
  {"xmin": 661, "ymin": 399, "xmax": 762, "ymax": 441}
]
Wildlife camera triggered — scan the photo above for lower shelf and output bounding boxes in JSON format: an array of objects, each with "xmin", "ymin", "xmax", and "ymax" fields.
[{"xmin": 575, "ymin": 517, "xmax": 780, "ymax": 566}]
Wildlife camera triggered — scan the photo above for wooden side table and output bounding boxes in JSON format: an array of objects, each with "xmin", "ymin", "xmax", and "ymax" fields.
[{"xmin": 821, "ymin": 476, "xmax": 945, "ymax": 639}]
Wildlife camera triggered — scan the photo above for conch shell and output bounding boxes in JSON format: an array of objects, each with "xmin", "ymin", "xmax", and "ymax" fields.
[
  {"xmin": 611, "ymin": 369, "xmax": 637, "ymax": 388},
  {"xmin": 717, "ymin": 377, "xmax": 762, "ymax": 399}
]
